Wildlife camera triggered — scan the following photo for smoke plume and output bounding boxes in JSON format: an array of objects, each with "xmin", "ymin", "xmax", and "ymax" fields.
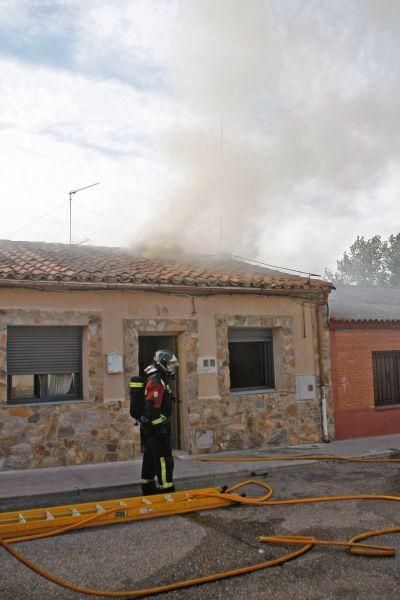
[{"xmin": 133, "ymin": 0, "xmax": 400, "ymax": 269}]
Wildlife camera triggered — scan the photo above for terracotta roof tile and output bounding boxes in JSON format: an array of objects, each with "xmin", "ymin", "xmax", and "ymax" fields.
[{"xmin": 0, "ymin": 240, "xmax": 330, "ymax": 292}]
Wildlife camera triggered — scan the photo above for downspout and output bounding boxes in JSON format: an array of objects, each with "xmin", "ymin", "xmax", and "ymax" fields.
[{"xmin": 316, "ymin": 293, "xmax": 330, "ymax": 443}]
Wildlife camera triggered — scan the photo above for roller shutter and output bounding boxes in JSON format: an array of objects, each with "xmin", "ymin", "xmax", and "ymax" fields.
[
  {"xmin": 228, "ymin": 328, "xmax": 273, "ymax": 342},
  {"xmin": 7, "ymin": 326, "xmax": 82, "ymax": 375}
]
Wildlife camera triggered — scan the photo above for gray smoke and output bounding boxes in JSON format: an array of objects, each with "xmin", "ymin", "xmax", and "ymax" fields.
[{"xmin": 133, "ymin": 0, "xmax": 400, "ymax": 267}]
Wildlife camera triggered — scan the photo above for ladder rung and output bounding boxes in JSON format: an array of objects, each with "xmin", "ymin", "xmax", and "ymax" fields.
[
  {"xmin": 0, "ymin": 486, "xmax": 223, "ymax": 540},
  {"xmin": 139, "ymin": 507, "xmax": 153, "ymax": 514}
]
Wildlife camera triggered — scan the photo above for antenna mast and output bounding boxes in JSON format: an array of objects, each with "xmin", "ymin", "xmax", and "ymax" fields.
[
  {"xmin": 68, "ymin": 182, "xmax": 100, "ymax": 244},
  {"xmin": 219, "ymin": 115, "xmax": 224, "ymax": 253}
]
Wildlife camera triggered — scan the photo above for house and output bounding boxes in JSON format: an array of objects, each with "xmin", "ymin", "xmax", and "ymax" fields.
[
  {"xmin": 0, "ymin": 240, "xmax": 333, "ymax": 470},
  {"xmin": 329, "ymin": 285, "xmax": 400, "ymax": 439}
]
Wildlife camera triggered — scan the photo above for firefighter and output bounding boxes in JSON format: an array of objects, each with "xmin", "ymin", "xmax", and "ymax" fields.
[{"xmin": 129, "ymin": 349, "xmax": 178, "ymax": 495}]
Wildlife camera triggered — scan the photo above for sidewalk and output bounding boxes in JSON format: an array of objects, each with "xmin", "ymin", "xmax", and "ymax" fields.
[{"xmin": 1, "ymin": 433, "xmax": 399, "ymax": 510}]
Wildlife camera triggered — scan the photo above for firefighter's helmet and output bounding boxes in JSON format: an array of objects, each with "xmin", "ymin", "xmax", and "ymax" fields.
[{"xmin": 153, "ymin": 349, "xmax": 179, "ymax": 374}]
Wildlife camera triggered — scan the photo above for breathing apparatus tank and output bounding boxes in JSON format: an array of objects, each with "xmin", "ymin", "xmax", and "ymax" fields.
[{"xmin": 129, "ymin": 376, "xmax": 145, "ymax": 422}]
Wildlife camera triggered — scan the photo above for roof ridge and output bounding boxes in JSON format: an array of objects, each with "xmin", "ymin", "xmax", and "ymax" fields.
[{"xmin": 0, "ymin": 239, "xmax": 330, "ymax": 291}]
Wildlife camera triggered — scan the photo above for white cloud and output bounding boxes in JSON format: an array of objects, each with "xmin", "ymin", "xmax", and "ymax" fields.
[
  {"xmin": 0, "ymin": 55, "xmax": 175, "ymax": 144},
  {"xmin": 73, "ymin": 0, "xmax": 177, "ymax": 86},
  {"xmin": 0, "ymin": 54, "xmax": 176, "ymax": 245},
  {"xmin": 1, "ymin": 0, "xmax": 400, "ymax": 273}
]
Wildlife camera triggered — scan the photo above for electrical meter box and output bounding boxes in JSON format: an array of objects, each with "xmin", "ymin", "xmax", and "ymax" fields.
[
  {"xmin": 106, "ymin": 352, "xmax": 123, "ymax": 374},
  {"xmin": 296, "ymin": 375, "xmax": 317, "ymax": 400}
]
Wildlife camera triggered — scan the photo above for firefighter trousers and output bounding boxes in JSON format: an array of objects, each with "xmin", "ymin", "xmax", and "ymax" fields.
[{"xmin": 140, "ymin": 422, "xmax": 174, "ymax": 494}]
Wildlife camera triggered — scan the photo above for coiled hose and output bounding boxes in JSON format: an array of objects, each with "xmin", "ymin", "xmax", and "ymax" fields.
[{"xmin": 1, "ymin": 455, "xmax": 399, "ymax": 598}]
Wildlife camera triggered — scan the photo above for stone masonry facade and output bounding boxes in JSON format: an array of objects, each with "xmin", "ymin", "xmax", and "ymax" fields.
[
  {"xmin": 188, "ymin": 312, "xmax": 329, "ymax": 453},
  {"xmin": 0, "ymin": 301, "xmax": 333, "ymax": 470},
  {"xmin": 0, "ymin": 309, "xmax": 136, "ymax": 470}
]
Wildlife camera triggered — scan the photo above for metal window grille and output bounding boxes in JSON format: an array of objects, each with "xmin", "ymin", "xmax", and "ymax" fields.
[{"xmin": 372, "ymin": 351, "xmax": 400, "ymax": 407}]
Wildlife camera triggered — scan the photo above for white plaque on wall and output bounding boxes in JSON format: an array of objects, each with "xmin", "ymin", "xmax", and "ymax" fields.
[{"xmin": 106, "ymin": 352, "xmax": 123, "ymax": 374}]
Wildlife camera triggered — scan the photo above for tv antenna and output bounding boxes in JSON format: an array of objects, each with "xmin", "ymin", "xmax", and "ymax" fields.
[
  {"xmin": 68, "ymin": 182, "xmax": 99, "ymax": 244},
  {"xmin": 219, "ymin": 116, "xmax": 224, "ymax": 253}
]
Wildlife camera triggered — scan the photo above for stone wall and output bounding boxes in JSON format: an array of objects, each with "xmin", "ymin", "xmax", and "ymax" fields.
[
  {"xmin": 0, "ymin": 297, "xmax": 333, "ymax": 470},
  {"xmin": 187, "ymin": 313, "xmax": 326, "ymax": 453},
  {"xmin": 1, "ymin": 400, "xmax": 135, "ymax": 469},
  {"xmin": 0, "ymin": 309, "xmax": 136, "ymax": 470}
]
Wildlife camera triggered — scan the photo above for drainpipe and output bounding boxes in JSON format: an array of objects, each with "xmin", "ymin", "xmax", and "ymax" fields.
[
  {"xmin": 316, "ymin": 294, "xmax": 330, "ymax": 443},
  {"xmin": 320, "ymin": 385, "xmax": 329, "ymax": 443}
]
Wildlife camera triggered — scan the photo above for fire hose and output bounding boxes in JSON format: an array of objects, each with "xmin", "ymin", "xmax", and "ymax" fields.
[{"xmin": 1, "ymin": 454, "xmax": 399, "ymax": 598}]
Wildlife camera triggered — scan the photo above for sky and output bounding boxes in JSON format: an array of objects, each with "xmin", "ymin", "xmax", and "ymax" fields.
[{"xmin": 1, "ymin": 0, "xmax": 400, "ymax": 274}]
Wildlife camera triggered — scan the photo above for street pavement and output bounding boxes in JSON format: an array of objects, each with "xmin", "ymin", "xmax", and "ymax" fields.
[
  {"xmin": 1, "ymin": 460, "xmax": 399, "ymax": 599},
  {"xmin": 1, "ymin": 433, "xmax": 400, "ymax": 510}
]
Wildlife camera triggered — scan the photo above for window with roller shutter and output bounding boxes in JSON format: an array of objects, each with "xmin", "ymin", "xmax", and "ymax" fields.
[{"xmin": 7, "ymin": 326, "xmax": 82, "ymax": 404}]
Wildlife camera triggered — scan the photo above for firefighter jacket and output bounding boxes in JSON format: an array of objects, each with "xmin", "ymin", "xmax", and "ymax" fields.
[{"xmin": 143, "ymin": 369, "xmax": 173, "ymax": 426}]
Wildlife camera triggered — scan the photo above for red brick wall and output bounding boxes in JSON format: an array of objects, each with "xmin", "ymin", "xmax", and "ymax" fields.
[{"xmin": 330, "ymin": 327, "xmax": 400, "ymax": 439}]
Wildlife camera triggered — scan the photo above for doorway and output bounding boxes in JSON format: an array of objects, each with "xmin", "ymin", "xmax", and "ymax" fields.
[{"xmin": 138, "ymin": 335, "xmax": 181, "ymax": 449}]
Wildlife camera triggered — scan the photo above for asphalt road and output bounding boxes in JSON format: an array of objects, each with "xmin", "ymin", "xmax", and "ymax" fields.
[{"xmin": 1, "ymin": 461, "xmax": 399, "ymax": 600}]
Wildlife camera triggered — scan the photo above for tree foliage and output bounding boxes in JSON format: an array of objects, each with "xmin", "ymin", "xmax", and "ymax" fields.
[{"xmin": 325, "ymin": 234, "xmax": 400, "ymax": 286}]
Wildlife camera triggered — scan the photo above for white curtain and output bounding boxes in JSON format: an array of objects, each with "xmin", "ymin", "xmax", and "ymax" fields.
[{"xmin": 48, "ymin": 373, "xmax": 73, "ymax": 396}]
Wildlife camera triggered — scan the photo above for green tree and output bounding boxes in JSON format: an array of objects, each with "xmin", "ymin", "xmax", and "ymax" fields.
[
  {"xmin": 385, "ymin": 234, "xmax": 400, "ymax": 287},
  {"xmin": 325, "ymin": 235, "xmax": 390, "ymax": 286}
]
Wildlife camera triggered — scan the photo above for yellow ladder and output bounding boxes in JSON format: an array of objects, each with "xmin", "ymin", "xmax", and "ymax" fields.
[{"xmin": 0, "ymin": 487, "xmax": 229, "ymax": 540}]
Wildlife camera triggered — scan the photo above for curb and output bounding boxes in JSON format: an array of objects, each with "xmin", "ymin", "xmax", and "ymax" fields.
[
  {"xmin": 0, "ymin": 450, "xmax": 397, "ymax": 511},
  {"xmin": 0, "ymin": 460, "xmax": 295, "ymax": 511}
]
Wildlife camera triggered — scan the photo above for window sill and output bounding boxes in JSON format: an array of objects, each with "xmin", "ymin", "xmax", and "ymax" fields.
[
  {"xmin": 231, "ymin": 387, "xmax": 277, "ymax": 396},
  {"xmin": 374, "ymin": 404, "xmax": 400, "ymax": 411},
  {"xmin": 6, "ymin": 399, "xmax": 91, "ymax": 408}
]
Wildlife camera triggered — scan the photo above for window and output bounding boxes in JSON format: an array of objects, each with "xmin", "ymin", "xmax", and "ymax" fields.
[
  {"xmin": 7, "ymin": 326, "xmax": 82, "ymax": 404},
  {"xmin": 228, "ymin": 328, "xmax": 275, "ymax": 392},
  {"xmin": 372, "ymin": 351, "xmax": 400, "ymax": 407}
]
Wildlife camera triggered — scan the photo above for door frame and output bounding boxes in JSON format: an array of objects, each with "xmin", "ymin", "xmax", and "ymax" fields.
[
  {"xmin": 124, "ymin": 318, "xmax": 199, "ymax": 453},
  {"xmin": 138, "ymin": 333, "xmax": 181, "ymax": 449}
]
